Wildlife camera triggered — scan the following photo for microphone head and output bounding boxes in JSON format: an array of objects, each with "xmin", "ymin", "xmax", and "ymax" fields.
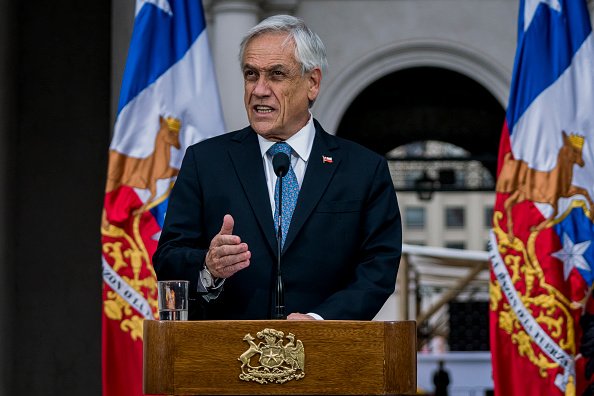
[{"xmin": 272, "ymin": 152, "xmax": 290, "ymax": 177}]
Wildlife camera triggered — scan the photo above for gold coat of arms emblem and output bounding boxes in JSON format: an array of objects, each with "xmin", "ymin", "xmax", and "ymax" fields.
[{"xmin": 238, "ymin": 328, "xmax": 305, "ymax": 384}]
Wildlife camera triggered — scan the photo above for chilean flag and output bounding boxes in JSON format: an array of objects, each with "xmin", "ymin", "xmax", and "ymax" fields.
[
  {"xmin": 100, "ymin": 1, "xmax": 225, "ymax": 395},
  {"xmin": 489, "ymin": 1, "xmax": 594, "ymax": 395}
]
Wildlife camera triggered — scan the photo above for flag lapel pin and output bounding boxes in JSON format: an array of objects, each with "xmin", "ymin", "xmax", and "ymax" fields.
[{"xmin": 322, "ymin": 155, "xmax": 333, "ymax": 164}]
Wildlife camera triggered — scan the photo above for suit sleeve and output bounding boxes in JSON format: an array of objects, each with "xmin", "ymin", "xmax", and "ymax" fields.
[
  {"xmin": 311, "ymin": 158, "xmax": 402, "ymax": 320},
  {"xmin": 153, "ymin": 147, "xmax": 208, "ymax": 294}
]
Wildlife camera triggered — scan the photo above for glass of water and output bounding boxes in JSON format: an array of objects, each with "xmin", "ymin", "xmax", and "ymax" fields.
[{"xmin": 157, "ymin": 280, "xmax": 189, "ymax": 320}]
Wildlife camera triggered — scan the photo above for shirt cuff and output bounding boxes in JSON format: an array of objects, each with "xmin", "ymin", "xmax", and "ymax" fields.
[
  {"xmin": 307, "ymin": 312, "xmax": 324, "ymax": 320},
  {"xmin": 197, "ymin": 268, "xmax": 225, "ymax": 302}
]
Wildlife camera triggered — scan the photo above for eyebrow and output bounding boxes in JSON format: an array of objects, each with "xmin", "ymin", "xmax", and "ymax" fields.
[{"xmin": 243, "ymin": 64, "xmax": 290, "ymax": 72}]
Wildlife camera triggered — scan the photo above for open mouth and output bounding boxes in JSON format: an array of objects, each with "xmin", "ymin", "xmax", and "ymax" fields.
[{"xmin": 254, "ymin": 105, "xmax": 275, "ymax": 114}]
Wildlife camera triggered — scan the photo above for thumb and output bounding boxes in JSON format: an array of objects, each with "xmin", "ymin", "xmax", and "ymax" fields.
[{"xmin": 219, "ymin": 214, "xmax": 234, "ymax": 235}]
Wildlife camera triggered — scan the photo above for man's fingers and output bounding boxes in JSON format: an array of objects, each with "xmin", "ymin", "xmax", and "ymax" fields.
[
  {"xmin": 219, "ymin": 214, "xmax": 234, "ymax": 235},
  {"xmin": 210, "ymin": 243, "xmax": 249, "ymax": 264},
  {"xmin": 207, "ymin": 242, "xmax": 250, "ymax": 275},
  {"xmin": 216, "ymin": 258, "xmax": 250, "ymax": 278},
  {"xmin": 220, "ymin": 242, "xmax": 249, "ymax": 257}
]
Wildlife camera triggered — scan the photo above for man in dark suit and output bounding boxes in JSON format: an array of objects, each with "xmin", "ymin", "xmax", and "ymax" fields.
[{"xmin": 153, "ymin": 14, "xmax": 401, "ymax": 320}]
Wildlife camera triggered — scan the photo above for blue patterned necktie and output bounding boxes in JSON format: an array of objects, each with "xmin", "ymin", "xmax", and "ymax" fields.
[{"xmin": 268, "ymin": 142, "xmax": 300, "ymax": 248}]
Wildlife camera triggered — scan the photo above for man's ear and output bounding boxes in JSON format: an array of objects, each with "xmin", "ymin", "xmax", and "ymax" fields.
[{"xmin": 307, "ymin": 68, "xmax": 322, "ymax": 103}]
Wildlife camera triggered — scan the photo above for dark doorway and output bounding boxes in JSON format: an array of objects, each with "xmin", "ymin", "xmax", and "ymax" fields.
[{"xmin": 336, "ymin": 67, "xmax": 504, "ymax": 179}]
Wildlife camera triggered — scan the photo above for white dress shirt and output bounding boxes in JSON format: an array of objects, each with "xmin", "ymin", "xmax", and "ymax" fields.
[{"xmin": 257, "ymin": 115, "xmax": 315, "ymax": 215}]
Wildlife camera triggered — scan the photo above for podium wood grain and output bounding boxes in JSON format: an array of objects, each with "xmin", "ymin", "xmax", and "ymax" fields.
[{"xmin": 143, "ymin": 320, "xmax": 416, "ymax": 395}]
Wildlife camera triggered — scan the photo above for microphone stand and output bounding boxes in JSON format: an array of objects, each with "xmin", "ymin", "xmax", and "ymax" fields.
[{"xmin": 274, "ymin": 172, "xmax": 286, "ymax": 319}]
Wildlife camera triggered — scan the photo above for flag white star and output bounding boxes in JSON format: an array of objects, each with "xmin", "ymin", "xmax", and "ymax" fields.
[
  {"xmin": 136, "ymin": 0, "xmax": 172, "ymax": 16},
  {"xmin": 551, "ymin": 233, "xmax": 591, "ymax": 280},
  {"xmin": 524, "ymin": 0, "xmax": 561, "ymax": 32}
]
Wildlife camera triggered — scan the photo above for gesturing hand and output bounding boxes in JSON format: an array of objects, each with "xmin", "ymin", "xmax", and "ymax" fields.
[{"xmin": 205, "ymin": 214, "xmax": 251, "ymax": 279}]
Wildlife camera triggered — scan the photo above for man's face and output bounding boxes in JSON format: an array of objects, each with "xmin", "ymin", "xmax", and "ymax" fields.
[{"xmin": 242, "ymin": 32, "xmax": 321, "ymax": 141}]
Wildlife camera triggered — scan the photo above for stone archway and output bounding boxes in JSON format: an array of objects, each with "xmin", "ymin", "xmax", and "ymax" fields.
[{"xmin": 313, "ymin": 38, "xmax": 511, "ymax": 134}]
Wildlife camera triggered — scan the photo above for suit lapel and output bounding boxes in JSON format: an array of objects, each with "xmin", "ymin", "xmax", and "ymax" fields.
[
  {"xmin": 228, "ymin": 128, "xmax": 277, "ymax": 254},
  {"xmin": 283, "ymin": 122, "xmax": 340, "ymax": 252}
]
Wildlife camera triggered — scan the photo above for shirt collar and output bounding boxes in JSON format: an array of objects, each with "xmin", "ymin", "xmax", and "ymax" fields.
[{"xmin": 257, "ymin": 115, "xmax": 315, "ymax": 161}]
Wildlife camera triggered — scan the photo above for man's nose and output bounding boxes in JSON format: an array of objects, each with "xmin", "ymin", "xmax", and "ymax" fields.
[{"xmin": 253, "ymin": 76, "xmax": 271, "ymax": 97}]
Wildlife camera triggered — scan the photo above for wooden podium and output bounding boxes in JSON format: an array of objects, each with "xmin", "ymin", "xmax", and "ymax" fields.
[{"xmin": 143, "ymin": 320, "xmax": 416, "ymax": 395}]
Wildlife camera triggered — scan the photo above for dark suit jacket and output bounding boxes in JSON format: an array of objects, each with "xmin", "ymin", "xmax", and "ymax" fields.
[{"xmin": 153, "ymin": 120, "xmax": 402, "ymax": 320}]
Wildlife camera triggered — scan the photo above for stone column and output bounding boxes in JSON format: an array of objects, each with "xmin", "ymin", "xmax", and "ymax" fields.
[{"xmin": 210, "ymin": 0, "xmax": 260, "ymax": 131}]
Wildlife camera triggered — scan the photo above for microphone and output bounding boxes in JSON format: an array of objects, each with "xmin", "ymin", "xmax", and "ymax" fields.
[
  {"xmin": 272, "ymin": 152, "xmax": 290, "ymax": 319},
  {"xmin": 272, "ymin": 152, "xmax": 290, "ymax": 177}
]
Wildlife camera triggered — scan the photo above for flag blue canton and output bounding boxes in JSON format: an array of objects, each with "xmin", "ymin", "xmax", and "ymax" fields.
[{"xmin": 118, "ymin": 0, "xmax": 207, "ymax": 113}]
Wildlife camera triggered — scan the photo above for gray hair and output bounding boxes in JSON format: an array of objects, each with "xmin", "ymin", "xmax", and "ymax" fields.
[{"xmin": 239, "ymin": 15, "xmax": 328, "ymax": 75}]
